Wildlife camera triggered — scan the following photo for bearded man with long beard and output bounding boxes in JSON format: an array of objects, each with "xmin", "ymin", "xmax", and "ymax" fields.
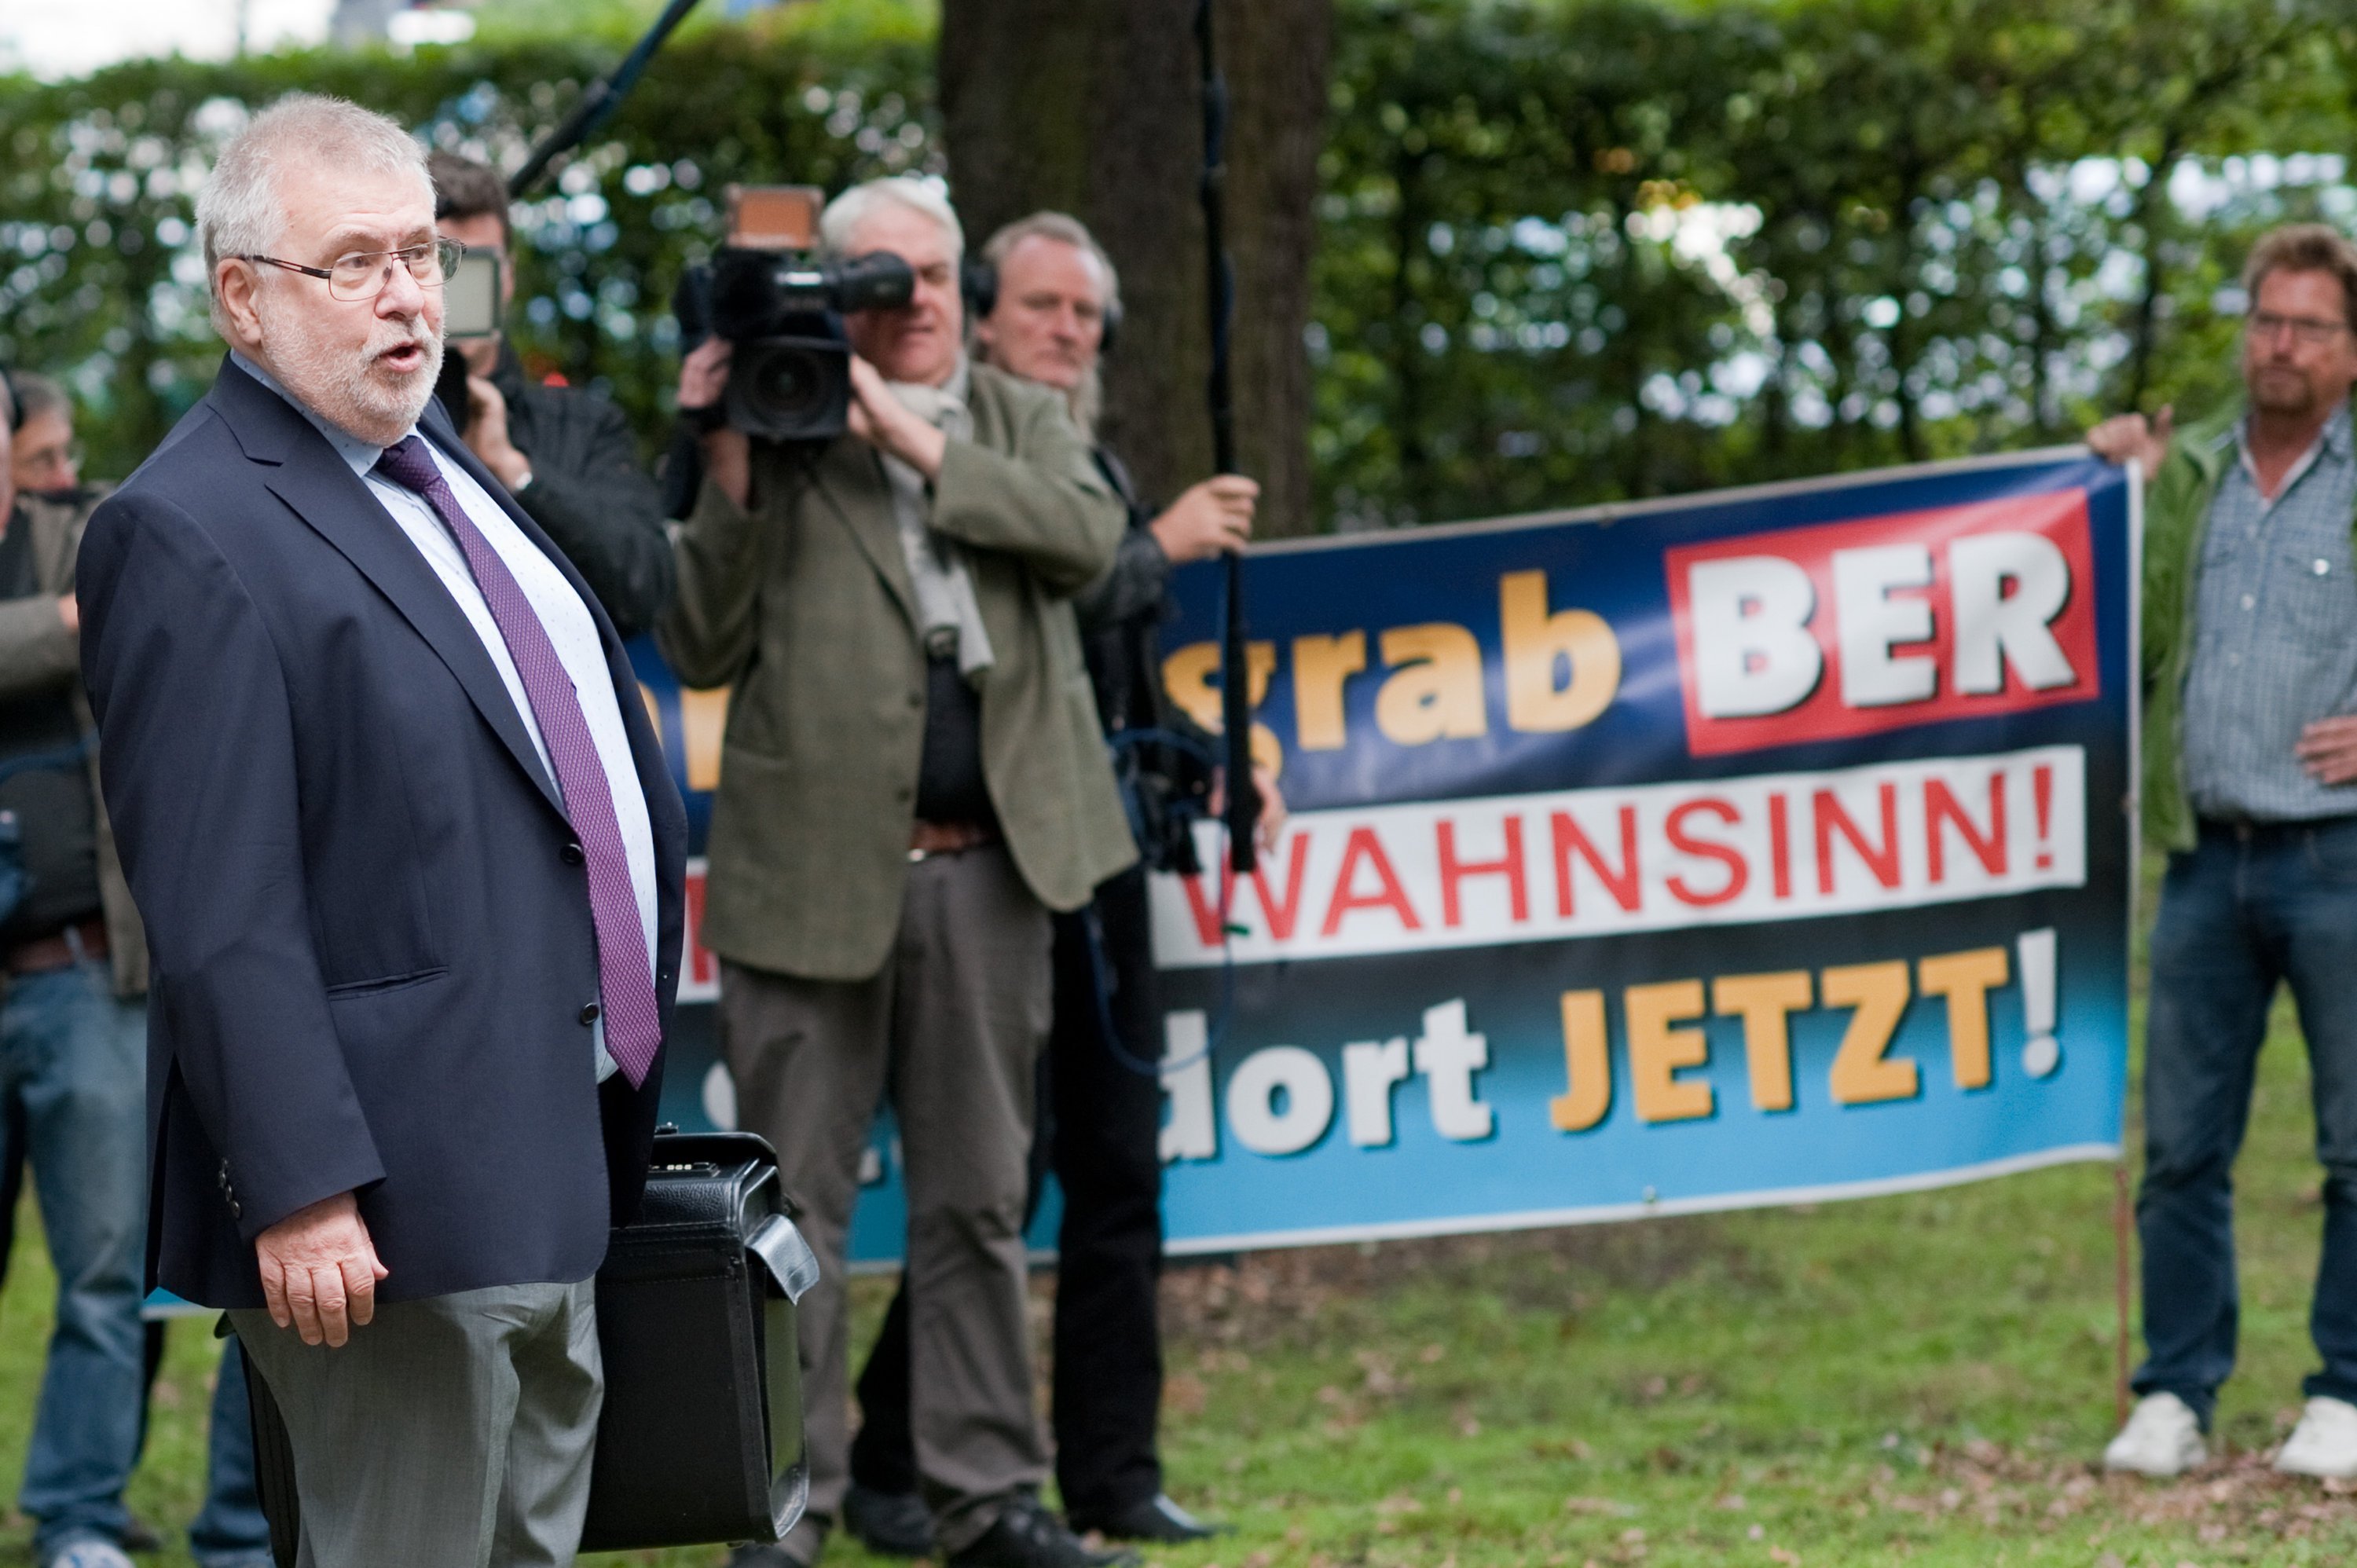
[{"xmin": 75, "ymin": 93, "xmax": 687, "ymax": 1568}]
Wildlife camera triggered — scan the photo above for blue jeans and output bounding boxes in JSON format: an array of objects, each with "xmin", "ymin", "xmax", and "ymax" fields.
[
  {"xmin": 2135, "ymin": 817, "xmax": 2357, "ymax": 1427},
  {"xmin": 188, "ymin": 1335, "xmax": 272, "ymax": 1568},
  {"xmin": 0, "ymin": 956, "xmax": 148, "ymax": 1555}
]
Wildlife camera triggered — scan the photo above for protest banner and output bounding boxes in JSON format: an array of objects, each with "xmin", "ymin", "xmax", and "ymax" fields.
[{"xmin": 641, "ymin": 448, "xmax": 2136, "ymax": 1264}]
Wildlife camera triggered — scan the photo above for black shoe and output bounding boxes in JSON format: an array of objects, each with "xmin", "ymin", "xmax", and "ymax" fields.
[
  {"xmin": 119, "ymin": 1519, "xmax": 165, "ymax": 1555},
  {"xmin": 947, "ymin": 1497, "xmax": 1139, "ymax": 1568},
  {"xmin": 845, "ymin": 1482, "xmax": 936, "ymax": 1558},
  {"xmin": 1072, "ymin": 1493, "xmax": 1226, "ymax": 1544}
]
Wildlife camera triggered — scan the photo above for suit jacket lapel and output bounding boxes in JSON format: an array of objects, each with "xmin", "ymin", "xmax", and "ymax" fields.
[
  {"xmin": 808, "ymin": 438, "xmax": 917, "ymax": 628},
  {"xmin": 211, "ymin": 362, "xmax": 566, "ymax": 817}
]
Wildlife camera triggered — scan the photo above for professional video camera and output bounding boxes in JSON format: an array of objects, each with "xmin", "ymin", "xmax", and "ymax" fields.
[{"xmin": 673, "ymin": 185, "xmax": 914, "ymax": 442}]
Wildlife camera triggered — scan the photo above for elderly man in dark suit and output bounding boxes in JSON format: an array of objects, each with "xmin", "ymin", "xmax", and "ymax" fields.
[
  {"xmin": 662, "ymin": 178, "xmax": 1135, "ymax": 1568},
  {"xmin": 77, "ymin": 93, "xmax": 687, "ymax": 1568}
]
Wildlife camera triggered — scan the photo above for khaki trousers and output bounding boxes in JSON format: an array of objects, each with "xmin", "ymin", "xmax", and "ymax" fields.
[{"xmin": 721, "ymin": 843, "xmax": 1053, "ymax": 1556}]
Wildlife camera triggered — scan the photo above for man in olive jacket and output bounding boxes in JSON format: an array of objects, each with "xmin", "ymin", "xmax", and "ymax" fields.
[
  {"xmin": 0, "ymin": 377, "xmax": 150, "ymax": 1568},
  {"xmin": 2090, "ymin": 223, "xmax": 2357, "ymax": 1482},
  {"xmin": 658, "ymin": 179, "xmax": 1135, "ymax": 1568}
]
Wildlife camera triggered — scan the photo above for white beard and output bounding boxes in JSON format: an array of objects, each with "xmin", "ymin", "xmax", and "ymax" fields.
[{"xmin": 258, "ymin": 297, "xmax": 443, "ymax": 449}]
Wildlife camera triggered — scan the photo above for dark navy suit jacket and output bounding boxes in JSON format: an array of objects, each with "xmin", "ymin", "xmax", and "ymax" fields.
[{"xmin": 79, "ymin": 357, "xmax": 689, "ymax": 1308}]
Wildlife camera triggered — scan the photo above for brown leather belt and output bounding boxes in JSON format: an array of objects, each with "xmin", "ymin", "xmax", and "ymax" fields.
[
  {"xmin": 8, "ymin": 917, "xmax": 108, "ymax": 976},
  {"xmin": 908, "ymin": 820, "xmax": 995, "ymax": 861}
]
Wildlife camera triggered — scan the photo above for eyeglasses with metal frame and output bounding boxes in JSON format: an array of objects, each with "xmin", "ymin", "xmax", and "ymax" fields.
[
  {"xmin": 2246, "ymin": 310, "xmax": 2352, "ymax": 347},
  {"xmin": 240, "ymin": 239, "xmax": 467, "ymax": 302}
]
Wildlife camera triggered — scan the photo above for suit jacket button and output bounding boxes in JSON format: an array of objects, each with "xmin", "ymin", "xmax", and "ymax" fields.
[
  {"xmin": 561, "ymin": 842, "xmax": 585, "ymax": 865},
  {"xmin": 228, "ymin": 1198, "xmax": 240, "ymax": 1218},
  {"xmin": 580, "ymin": 1002, "xmax": 602, "ymax": 1025}
]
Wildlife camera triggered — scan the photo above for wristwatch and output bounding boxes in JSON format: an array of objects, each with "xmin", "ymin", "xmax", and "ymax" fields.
[{"xmin": 511, "ymin": 467, "xmax": 534, "ymax": 494}]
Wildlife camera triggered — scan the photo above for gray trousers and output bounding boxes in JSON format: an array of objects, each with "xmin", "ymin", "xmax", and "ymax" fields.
[
  {"xmin": 721, "ymin": 843, "xmax": 1053, "ymax": 1556},
  {"xmin": 229, "ymin": 1280, "xmax": 601, "ymax": 1568}
]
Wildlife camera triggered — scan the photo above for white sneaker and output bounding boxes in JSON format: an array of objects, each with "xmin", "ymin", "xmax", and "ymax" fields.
[
  {"xmin": 2102, "ymin": 1390, "xmax": 2207, "ymax": 1476},
  {"xmin": 2276, "ymin": 1395, "xmax": 2357, "ymax": 1478},
  {"xmin": 42, "ymin": 1541, "xmax": 134, "ymax": 1568}
]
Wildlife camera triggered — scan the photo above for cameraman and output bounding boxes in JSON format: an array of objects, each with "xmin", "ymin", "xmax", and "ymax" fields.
[
  {"xmin": 842, "ymin": 213, "xmax": 1266, "ymax": 1559},
  {"xmin": 659, "ymin": 178, "xmax": 1137, "ymax": 1568},
  {"xmin": 427, "ymin": 152, "xmax": 675, "ymax": 636}
]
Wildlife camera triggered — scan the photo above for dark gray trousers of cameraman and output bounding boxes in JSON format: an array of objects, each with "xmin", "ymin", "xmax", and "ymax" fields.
[
  {"xmin": 853, "ymin": 861, "xmax": 1168, "ymax": 1521},
  {"xmin": 719, "ymin": 843, "xmax": 1053, "ymax": 1559}
]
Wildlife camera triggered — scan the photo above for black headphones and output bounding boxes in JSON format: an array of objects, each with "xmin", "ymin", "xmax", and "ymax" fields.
[
  {"xmin": 0, "ymin": 367, "xmax": 19, "ymax": 434},
  {"xmin": 962, "ymin": 257, "xmax": 1122, "ymax": 356}
]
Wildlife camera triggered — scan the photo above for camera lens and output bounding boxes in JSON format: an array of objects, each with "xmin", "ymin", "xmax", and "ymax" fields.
[
  {"xmin": 746, "ymin": 344, "xmax": 827, "ymax": 423},
  {"xmin": 728, "ymin": 335, "xmax": 854, "ymax": 442}
]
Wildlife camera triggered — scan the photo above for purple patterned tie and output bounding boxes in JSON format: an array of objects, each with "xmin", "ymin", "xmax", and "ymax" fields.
[{"xmin": 372, "ymin": 435, "xmax": 662, "ymax": 1087}]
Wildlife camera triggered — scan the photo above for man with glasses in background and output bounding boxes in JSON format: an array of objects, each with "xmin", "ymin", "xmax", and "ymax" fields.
[
  {"xmin": 7, "ymin": 373, "xmax": 89, "ymax": 503},
  {"xmin": 0, "ymin": 362, "xmax": 151, "ymax": 1568},
  {"xmin": 2090, "ymin": 222, "xmax": 2357, "ymax": 1481}
]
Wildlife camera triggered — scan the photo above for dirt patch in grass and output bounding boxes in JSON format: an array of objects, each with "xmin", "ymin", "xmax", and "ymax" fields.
[{"xmin": 1867, "ymin": 1436, "xmax": 2357, "ymax": 1548}]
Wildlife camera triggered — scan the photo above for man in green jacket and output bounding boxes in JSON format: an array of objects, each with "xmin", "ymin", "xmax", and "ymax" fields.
[
  {"xmin": 2092, "ymin": 223, "xmax": 2357, "ymax": 1482},
  {"xmin": 659, "ymin": 178, "xmax": 1137, "ymax": 1568}
]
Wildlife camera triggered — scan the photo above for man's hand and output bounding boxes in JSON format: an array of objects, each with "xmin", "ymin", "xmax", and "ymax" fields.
[
  {"xmin": 55, "ymin": 594, "xmax": 78, "ymax": 635},
  {"xmin": 845, "ymin": 356, "xmax": 948, "ymax": 479},
  {"xmin": 1149, "ymin": 475, "xmax": 1258, "ymax": 565},
  {"xmin": 678, "ymin": 337, "xmax": 732, "ymax": 412},
  {"xmin": 679, "ymin": 339, "xmax": 753, "ymax": 510},
  {"xmin": 1209, "ymin": 763, "xmax": 1288, "ymax": 855},
  {"xmin": 2086, "ymin": 405, "xmax": 2173, "ymax": 479},
  {"xmin": 1251, "ymin": 764, "xmax": 1287, "ymax": 853},
  {"xmin": 464, "ymin": 377, "xmax": 533, "ymax": 490},
  {"xmin": 2298, "ymin": 716, "xmax": 2357, "ymax": 785},
  {"xmin": 255, "ymin": 1190, "xmax": 387, "ymax": 1348}
]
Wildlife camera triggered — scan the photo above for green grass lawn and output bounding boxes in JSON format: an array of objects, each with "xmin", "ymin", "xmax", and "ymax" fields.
[{"xmin": 0, "ymin": 894, "xmax": 2352, "ymax": 1564}]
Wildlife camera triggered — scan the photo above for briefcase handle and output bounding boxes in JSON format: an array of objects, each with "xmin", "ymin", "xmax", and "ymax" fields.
[{"xmin": 747, "ymin": 1211, "xmax": 819, "ymax": 1302}]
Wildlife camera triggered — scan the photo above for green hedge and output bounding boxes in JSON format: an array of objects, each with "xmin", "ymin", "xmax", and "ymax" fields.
[
  {"xmin": 0, "ymin": 2, "xmax": 936, "ymax": 477},
  {"xmin": 4, "ymin": 0, "xmax": 2354, "ymax": 521}
]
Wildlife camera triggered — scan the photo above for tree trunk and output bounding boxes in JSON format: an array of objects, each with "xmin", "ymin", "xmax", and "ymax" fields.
[{"xmin": 938, "ymin": 0, "xmax": 1333, "ymax": 537}]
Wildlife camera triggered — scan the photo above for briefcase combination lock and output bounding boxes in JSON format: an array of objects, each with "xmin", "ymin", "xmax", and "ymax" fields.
[{"xmin": 239, "ymin": 1130, "xmax": 819, "ymax": 1563}]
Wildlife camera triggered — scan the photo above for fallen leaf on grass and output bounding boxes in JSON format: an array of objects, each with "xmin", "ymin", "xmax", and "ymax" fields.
[
  {"xmin": 1164, "ymin": 1372, "xmax": 1208, "ymax": 1416},
  {"xmin": 1563, "ymin": 1496, "xmax": 1637, "ymax": 1517}
]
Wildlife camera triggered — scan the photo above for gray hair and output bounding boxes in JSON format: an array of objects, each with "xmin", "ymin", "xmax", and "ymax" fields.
[
  {"xmin": 981, "ymin": 211, "xmax": 1122, "ymax": 321},
  {"xmin": 196, "ymin": 93, "xmax": 431, "ymax": 332},
  {"xmin": 977, "ymin": 211, "xmax": 1118, "ymax": 438},
  {"xmin": 8, "ymin": 371, "xmax": 67, "ymax": 428},
  {"xmin": 819, "ymin": 176, "xmax": 962, "ymax": 262}
]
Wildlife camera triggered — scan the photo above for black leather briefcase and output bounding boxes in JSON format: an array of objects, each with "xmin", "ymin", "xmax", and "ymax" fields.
[
  {"xmin": 579, "ymin": 1128, "xmax": 816, "ymax": 1550},
  {"xmin": 242, "ymin": 1128, "xmax": 817, "ymax": 1563}
]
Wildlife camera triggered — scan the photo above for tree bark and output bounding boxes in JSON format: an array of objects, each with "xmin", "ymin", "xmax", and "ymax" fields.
[{"xmin": 938, "ymin": 0, "xmax": 1333, "ymax": 536}]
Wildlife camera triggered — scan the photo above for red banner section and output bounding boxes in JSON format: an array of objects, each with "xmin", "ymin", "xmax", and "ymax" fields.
[{"xmin": 1666, "ymin": 489, "xmax": 2099, "ymax": 757}]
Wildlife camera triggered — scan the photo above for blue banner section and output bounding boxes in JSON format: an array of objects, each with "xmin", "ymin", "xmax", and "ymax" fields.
[{"xmin": 643, "ymin": 450, "xmax": 2135, "ymax": 1264}]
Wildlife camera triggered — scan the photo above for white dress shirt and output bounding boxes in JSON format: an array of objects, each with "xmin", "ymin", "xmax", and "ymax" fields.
[{"xmin": 233, "ymin": 353, "xmax": 658, "ymax": 1082}]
